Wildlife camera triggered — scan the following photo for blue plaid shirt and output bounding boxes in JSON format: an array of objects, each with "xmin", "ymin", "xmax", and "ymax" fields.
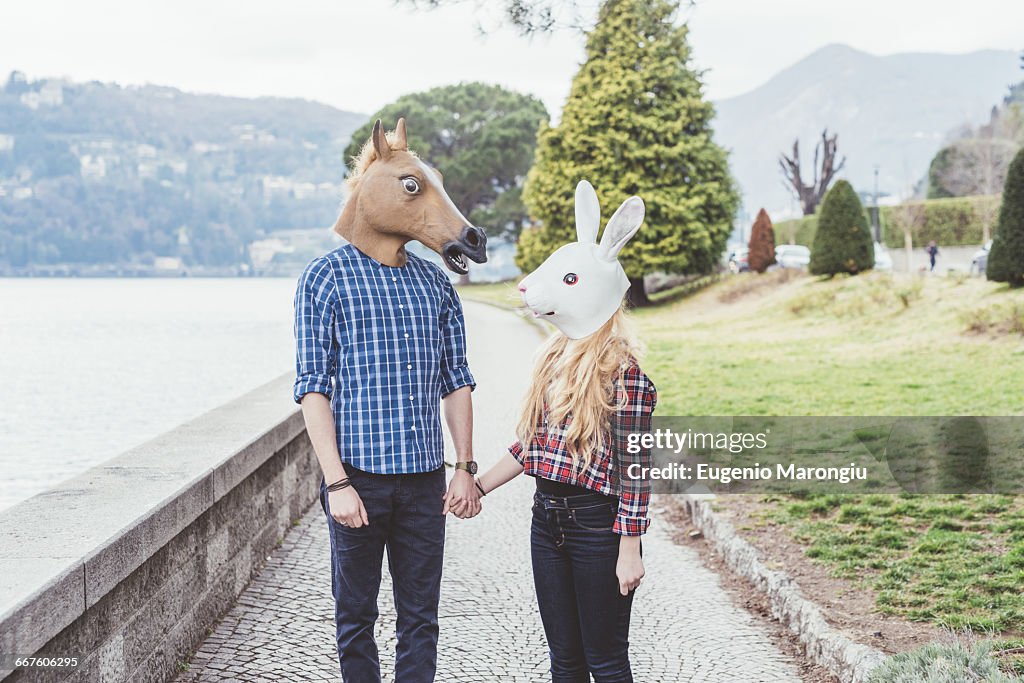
[{"xmin": 292, "ymin": 243, "xmax": 475, "ymax": 474}]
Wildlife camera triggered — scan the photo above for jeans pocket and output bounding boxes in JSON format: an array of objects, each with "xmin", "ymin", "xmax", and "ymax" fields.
[{"xmin": 568, "ymin": 503, "xmax": 616, "ymax": 531}]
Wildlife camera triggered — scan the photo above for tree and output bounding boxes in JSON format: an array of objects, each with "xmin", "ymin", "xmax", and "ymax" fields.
[
  {"xmin": 889, "ymin": 201, "xmax": 927, "ymax": 273},
  {"xmin": 986, "ymin": 146, "xmax": 1024, "ymax": 286},
  {"xmin": 809, "ymin": 180, "xmax": 874, "ymax": 276},
  {"xmin": 779, "ymin": 129, "xmax": 846, "ymax": 216},
  {"xmin": 344, "ymin": 83, "xmax": 548, "ymax": 244},
  {"xmin": 747, "ymin": 209, "xmax": 776, "ymax": 273},
  {"xmin": 517, "ymin": 0, "xmax": 739, "ymax": 306}
]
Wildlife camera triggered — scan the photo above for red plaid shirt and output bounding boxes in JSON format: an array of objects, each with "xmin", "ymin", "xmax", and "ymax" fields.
[{"xmin": 509, "ymin": 361, "xmax": 657, "ymax": 536}]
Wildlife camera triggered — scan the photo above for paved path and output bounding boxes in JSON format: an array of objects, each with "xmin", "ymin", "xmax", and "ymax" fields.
[{"xmin": 177, "ymin": 301, "xmax": 800, "ymax": 682}]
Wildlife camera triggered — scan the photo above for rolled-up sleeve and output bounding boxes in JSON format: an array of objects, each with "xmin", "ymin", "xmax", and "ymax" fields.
[
  {"xmin": 293, "ymin": 257, "xmax": 338, "ymax": 403},
  {"xmin": 438, "ymin": 278, "xmax": 476, "ymax": 397},
  {"xmin": 612, "ymin": 364, "xmax": 658, "ymax": 536}
]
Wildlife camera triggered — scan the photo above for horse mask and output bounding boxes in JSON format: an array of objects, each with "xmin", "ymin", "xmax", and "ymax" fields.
[
  {"xmin": 518, "ymin": 180, "xmax": 645, "ymax": 339},
  {"xmin": 334, "ymin": 118, "xmax": 487, "ymax": 274}
]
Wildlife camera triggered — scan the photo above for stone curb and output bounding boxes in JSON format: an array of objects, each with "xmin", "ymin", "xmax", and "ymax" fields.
[{"xmin": 679, "ymin": 494, "xmax": 887, "ymax": 683}]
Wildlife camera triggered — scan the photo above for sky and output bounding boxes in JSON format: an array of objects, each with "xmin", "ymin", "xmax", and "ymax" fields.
[{"xmin": 1, "ymin": 0, "xmax": 1021, "ymax": 117}]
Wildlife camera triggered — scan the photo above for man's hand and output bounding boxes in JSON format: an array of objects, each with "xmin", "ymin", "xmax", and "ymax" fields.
[
  {"xmin": 328, "ymin": 487, "xmax": 369, "ymax": 528},
  {"xmin": 442, "ymin": 470, "xmax": 481, "ymax": 519}
]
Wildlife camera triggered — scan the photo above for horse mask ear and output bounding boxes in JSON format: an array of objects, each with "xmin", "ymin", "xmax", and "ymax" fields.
[
  {"xmin": 371, "ymin": 119, "xmax": 392, "ymax": 161},
  {"xmin": 392, "ymin": 118, "xmax": 408, "ymax": 151},
  {"xmin": 597, "ymin": 197, "xmax": 645, "ymax": 261},
  {"xmin": 575, "ymin": 180, "xmax": 600, "ymax": 244}
]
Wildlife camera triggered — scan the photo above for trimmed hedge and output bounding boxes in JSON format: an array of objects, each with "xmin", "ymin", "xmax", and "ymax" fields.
[
  {"xmin": 774, "ymin": 195, "xmax": 1001, "ymax": 248},
  {"xmin": 809, "ymin": 180, "xmax": 874, "ymax": 275}
]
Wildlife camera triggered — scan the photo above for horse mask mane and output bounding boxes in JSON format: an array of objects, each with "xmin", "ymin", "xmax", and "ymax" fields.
[{"xmin": 334, "ymin": 118, "xmax": 487, "ymax": 274}]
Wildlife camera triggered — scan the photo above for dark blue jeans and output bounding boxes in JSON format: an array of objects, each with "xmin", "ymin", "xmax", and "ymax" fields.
[
  {"xmin": 531, "ymin": 491, "xmax": 636, "ymax": 683},
  {"xmin": 318, "ymin": 463, "xmax": 446, "ymax": 683}
]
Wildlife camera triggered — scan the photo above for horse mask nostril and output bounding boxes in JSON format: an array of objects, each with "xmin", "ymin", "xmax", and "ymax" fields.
[{"xmin": 462, "ymin": 226, "xmax": 485, "ymax": 249}]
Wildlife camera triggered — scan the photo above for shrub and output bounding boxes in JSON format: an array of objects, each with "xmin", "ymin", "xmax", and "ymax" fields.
[
  {"xmin": 780, "ymin": 196, "xmax": 1003, "ymax": 249},
  {"xmin": 810, "ymin": 180, "xmax": 874, "ymax": 276},
  {"xmin": 867, "ymin": 640, "xmax": 1020, "ymax": 683},
  {"xmin": 987, "ymin": 146, "xmax": 1024, "ymax": 286},
  {"xmin": 747, "ymin": 208, "xmax": 776, "ymax": 273}
]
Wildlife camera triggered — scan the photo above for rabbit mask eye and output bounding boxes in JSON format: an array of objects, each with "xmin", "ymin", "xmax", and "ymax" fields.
[{"xmin": 563, "ymin": 273, "xmax": 579, "ymax": 286}]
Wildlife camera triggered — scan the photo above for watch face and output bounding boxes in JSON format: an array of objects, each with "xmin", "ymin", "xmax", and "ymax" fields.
[{"xmin": 463, "ymin": 461, "xmax": 478, "ymax": 475}]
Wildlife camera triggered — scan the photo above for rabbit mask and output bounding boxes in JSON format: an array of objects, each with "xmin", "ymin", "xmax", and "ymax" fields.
[{"xmin": 518, "ymin": 180, "xmax": 645, "ymax": 340}]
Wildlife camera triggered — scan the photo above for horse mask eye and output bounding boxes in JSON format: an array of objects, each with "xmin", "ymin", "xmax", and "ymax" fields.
[
  {"xmin": 402, "ymin": 177, "xmax": 421, "ymax": 194},
  {"xmin": 563, "ymin": 273, "xmax": 578, "ymax": 285}
]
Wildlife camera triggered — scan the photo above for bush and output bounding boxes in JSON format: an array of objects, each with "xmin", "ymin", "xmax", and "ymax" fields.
[
  {"xmin": 987, "ymin": 146, "xmax": 1024, "ymax": 286},
  {"xmin": 779, "ymin": 196, "xmax": 1002, "ymax": 250},
  {"xmin": 881, "ymin": 195, "xmax": 1002, "ymax": 248},
  {"xmin": 810, "ymin": 180, "xmax": 874, "ymax": 275},
  {"xmin": 867, "ymin": 640, "xmax": 1020, "ymax": 683},
  {"xmin": 747, "ymin": 208, "xmax": 776, "ymax": 273}
]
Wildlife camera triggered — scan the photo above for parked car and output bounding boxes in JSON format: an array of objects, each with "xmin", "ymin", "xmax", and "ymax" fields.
[
  {"xmin": 728, "ymin": 247, "xmax": 749, "ymax": 273},
  {"xmin": 971, "ymin": 240, "xmax": 993, "ymax": 276},
  {"xmin": 775, "ymin": 244, "xmax": 811, "ymax": 270},
  {"xmin": 873, "ymin": 242, "xmax": 893, "ymax": 272}
]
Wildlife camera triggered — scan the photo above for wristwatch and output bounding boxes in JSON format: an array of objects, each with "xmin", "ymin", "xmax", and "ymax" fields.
[{"xmin": 454, "ymin": 461, "xmax": 478, "ymax": 475}]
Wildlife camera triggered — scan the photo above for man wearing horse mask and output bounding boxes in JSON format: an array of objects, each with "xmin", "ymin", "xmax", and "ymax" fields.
[{"xmin": 292, "ymin": 118, "xmax": 488, "ymax": 683}]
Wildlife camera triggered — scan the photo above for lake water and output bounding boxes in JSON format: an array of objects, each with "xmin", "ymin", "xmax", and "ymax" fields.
[{"xmin": 0, "ymin": 278, "xmax": 299, "ymax": 512}]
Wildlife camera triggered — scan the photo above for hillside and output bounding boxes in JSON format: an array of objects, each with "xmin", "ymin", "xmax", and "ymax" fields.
[
  {"xmin": 0, "ymin": 72, "xmax": 367, "ymax": 273},
  {"xmin": 713, "ymin": 44, "xmax": 1022, "ymax": 218}
]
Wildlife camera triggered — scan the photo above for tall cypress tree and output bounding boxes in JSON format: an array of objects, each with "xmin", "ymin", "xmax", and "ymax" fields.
[
  {"xmin": 517, "ymin": 0, "xmax": 739, "ymax": 305},
  {"xmin": 809, "ymin": 180, "xmax": 874, "ymax": 276},
  {"xmin": 986, "ymin": 146, "xmax": 1024, "ymax": 286}
]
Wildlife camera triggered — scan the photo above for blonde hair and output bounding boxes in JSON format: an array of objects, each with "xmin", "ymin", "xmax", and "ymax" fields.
[
  {"xmin": 346, "ymin": 130, "xmax": 418, "ymax": 189},
  {"xmin": 515, "ymin": 308, "xmax": 640, "ymax": 466}
]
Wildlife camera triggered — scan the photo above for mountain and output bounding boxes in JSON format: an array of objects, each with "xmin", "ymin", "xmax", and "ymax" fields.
[
  {"xmin": 0, "ymin": 72, "xmax": 367, "ymax": 274},
  {"xmin": 712, "ymin": 44, "xmax": 1022, "ymax": 220}
]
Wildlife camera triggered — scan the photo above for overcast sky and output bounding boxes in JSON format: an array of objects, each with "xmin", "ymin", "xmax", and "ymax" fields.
[{"xmin": 1, "ymin": 0, "xmax": 1021, "ymax": 117}]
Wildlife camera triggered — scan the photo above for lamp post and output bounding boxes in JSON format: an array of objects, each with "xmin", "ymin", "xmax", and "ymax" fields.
[{"xmin": 872, "ymin": 165, "xmax": 881, "ymax": 243}]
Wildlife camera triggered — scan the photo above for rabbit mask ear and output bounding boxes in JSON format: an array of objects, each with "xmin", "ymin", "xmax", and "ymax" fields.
[
  {"xmin": 597, "ymin": 197, "xmax": 645, "ymax": 262},
  {"xmin": 575, "ymin": 180, "xmax": 600, "ymax": 244}
]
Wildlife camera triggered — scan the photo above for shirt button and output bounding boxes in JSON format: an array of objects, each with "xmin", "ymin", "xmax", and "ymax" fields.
[
  {"xmin": 399, "ymin": 304, "xmax": 404, "ymax": 309},
  {"xmin": 409, "ymin": 395, "xmax": 415, "ymax": 401},
  {"xmin": 407, "ymin": 364, "xmax": 412, "ymax": 370},
  {"xmin": 411, "ymin": 425, "xmax": 417, "ymax": 431},
  {"xmin": 404, "ymin": 333, "xmax": 409, "ymax": 338},
  {"xmin": 392, "ymin": 276, "xmax": 397, "ymax": 282}
]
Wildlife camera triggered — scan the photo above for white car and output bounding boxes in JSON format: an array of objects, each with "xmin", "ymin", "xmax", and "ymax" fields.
[
  {"xmin": 873, "ymin": 242, "xmax": 893, "ymax": 272},
  {"xmin": 775, "ymin": 244, "xmax": 811, "ymax": 269}
]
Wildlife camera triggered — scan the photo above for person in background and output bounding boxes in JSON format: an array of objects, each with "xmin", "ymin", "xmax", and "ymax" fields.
[{"xmin": 927, "ymin": 240, "xmax": 940, "ymax": 272}]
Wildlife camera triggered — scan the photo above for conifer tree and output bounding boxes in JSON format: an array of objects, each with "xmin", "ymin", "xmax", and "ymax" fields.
[
  {"xmin": 747, "ymin": 208, "xmax": 776, "ymax": 273},
  {"xmin": 809, "ymin": 180, "xmax": 874, "ymax": 276},
  {"xmin": 517, "ymin": 0, "xmax": 739, "ymax": 305},
  {"xmin": 986, "ymin": 145, "xmax": 1024, "ymax": 286}
]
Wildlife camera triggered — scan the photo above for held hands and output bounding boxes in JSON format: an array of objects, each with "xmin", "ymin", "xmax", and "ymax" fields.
[
  {"xmin": 442, "ymin": 470, "xmax": 482, "ymax": 519},
  {"xmin": 329, "ymin": 487, "xmax": 369, "ymax": 528}
]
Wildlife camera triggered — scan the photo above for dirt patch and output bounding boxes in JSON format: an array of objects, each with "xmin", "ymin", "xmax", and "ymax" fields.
[{"xmin": 662, "ymin": 496, "xmax": 946, "ymax": 660}]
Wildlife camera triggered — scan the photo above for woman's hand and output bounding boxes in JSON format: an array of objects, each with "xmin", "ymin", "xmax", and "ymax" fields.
[
  {"xmin": 616, "ymin": 536, "xmax": 644, "ymax": 596},
  {"xmin": 329, "ymin": 487, "xmax": 369, "ymax": 528}
]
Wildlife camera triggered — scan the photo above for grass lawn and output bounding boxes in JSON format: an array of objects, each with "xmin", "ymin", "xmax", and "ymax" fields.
[{"xmin": 464, "ymin": 270, "xmax": 1024, "ymax": 660}]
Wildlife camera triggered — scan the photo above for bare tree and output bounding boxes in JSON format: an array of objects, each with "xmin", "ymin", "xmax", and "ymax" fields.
[
  {"xmin": 778, "ymin": 128, "xmax": 847, "ymax": 216},
  {"xmin": 933, "ymin": 132, "xmax": 1016, "ymax": 242}
]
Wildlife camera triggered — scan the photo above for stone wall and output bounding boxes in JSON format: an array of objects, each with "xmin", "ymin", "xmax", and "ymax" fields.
[{"xmin": 0, "ymin": 374, "xmax": 319, "ymax": 683}]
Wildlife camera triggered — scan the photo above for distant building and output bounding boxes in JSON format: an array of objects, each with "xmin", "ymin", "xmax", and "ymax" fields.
[
  {"xmin": 153, "ymin": 256, "xmax": 183, "ymax": 272},
  {"xmin": 80, "ymin": 155, "xmax": 107, "ymax": 179},
  {"xmin": 0, "ymin": 134, "xmax": 13, "ymax": 152},
  {"xmin": 19, "ymin": 80, "xmax": 64, "ymax": 110},
  {"xmin": 249, "ymin": 238, "xmax": 296, "ymax": 269}
]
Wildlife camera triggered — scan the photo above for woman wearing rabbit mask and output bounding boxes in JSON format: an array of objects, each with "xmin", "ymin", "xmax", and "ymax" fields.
[{"xmin": 473, "ymin": 180, "xmax": 657, "ymax": 682}]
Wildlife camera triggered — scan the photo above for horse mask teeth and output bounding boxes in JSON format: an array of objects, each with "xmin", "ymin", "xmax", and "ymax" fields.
[{"xmin": 517, "ymin": 180, "xmax": 645, "ymax": 340}]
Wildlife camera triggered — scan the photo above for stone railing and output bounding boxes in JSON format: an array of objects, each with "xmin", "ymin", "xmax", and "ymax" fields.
[{"xmin": 0, "ymin": 374, "xmax": 319, "ymax": 682}]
